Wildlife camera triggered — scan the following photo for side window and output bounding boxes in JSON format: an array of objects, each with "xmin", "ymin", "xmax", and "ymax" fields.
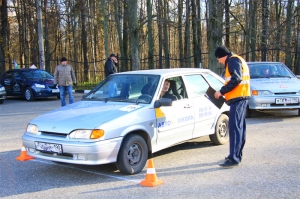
[
  {"xmin": 202, "ymin": 73, "xmax": 224, "ymax": 91},
  {"xmin": 165, "ymin": 76, "xmax": 187, "ymax": 100},
  {"xmin": 184, "ymin": 75, "xmax": 209, "ymax": 98}
]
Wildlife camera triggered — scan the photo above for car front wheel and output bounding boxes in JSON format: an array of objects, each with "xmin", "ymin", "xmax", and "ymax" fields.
[
  {"xmin": 24, "ymin": 88, "xmax": 34, "ymax": 101},
  {"xmin": 116, "ymin": 134, "xmax": 148, "ymax": 175},
  {"xmin": 209, "ymin": 114, "xmax": 229, "ymax": 145}
]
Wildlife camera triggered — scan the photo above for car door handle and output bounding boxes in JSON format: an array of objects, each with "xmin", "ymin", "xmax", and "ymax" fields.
[{"xmin": 184, "ymin": 104, "xmax": 192, "ymax": 108}]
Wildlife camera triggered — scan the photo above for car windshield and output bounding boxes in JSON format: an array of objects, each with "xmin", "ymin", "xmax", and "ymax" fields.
[
  {"xmin": 83, "ymin": 74, "xmax": 160, "ymax": 104},
  {"xmin": 22, "ymin": 70, "xmax": 53, "ymax": 79},
  {"xmin": 248, "ymin": 63, "xmax": 295, "ymax": 79}
]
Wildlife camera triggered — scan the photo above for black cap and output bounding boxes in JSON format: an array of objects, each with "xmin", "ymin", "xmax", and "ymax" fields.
[
  {"xmin": 61, "ymin": 57, "xmax": 67, "ymax": 62},
  {"xmin": 215, "ymin": 46, "xmax": 230, "ymax": 59},
  {"xmin": 110, "ymin": 54, "xmax": 116, "ymax": 58}
]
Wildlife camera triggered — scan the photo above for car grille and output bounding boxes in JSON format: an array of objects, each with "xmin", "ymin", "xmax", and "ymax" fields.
[
  {"xmin": 270, "ymin": 103, "xmax": 299, "ymax": 107},
  {"xmin": 274, "ymin": 92, "xmax": 297, "ymax": 95},
  {"xmin": 48, "ymin": 85, "xmax": 57, "ymax": 89},
  {"xmin": 41, "ymin": 131, "xmax": 67, "ymax": 138}
]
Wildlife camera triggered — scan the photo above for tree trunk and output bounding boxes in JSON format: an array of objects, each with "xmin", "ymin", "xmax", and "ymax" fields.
[
  {"xmin": 81, "ymin": 0, "xmax": 89, "ymax": 81},
  {"xmin": 114, "ymin": 0, "xmax": 125, "ymax": 71},
  {"xmin": 146, "ymin": 0, "xmax": 154, "ymax": 69},
  {"xmin": 285, "ymin": 0, "xmax": 293, "ymax": 69},
  {"xmin": 178, "ymin": 0, "xmax": 183, "ymax": 67},
  {"xmin": 0, "ymin": 0, "xmax": 8, "ymax": 73},
  {"xmin": 128, "ymin": 0, "xmax": 140, "ymax": 71},
  {"xmin": 250, "ymin": 0, "xmax": 257, "ymax": 61},
  {"xmin": 207, "ymin": 0, "xmax": 223, "ymax": 73},
  {"xmin": 225, "ymin": 0, "xmax": 230, "ymax": 48},
  {"xmin": 184, "ymin": 0, "xmax": 191, "ymax": 67},
  {"xmin": 163, "ymin": 0, "xmax": 170, "ymax": 68},
  {"xmin": 157, "ymin": 0, "xmax": 163, "ymax": 69},
  {"xmin": 123, "ymin": 0, "xmax": 129, "ymax": 71},
  {"xmin": 101, "ymin": 0, "xmax": 109, "ymax": 59},
  {"xmin": 261, "ymin": 0, "xmax": 269, "ymax": 61}
]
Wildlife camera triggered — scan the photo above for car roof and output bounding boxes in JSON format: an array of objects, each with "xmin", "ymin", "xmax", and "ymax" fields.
[
  {"xmin": 247, "ymin": 62, "xmax": 283, "ymax": 65},
  {"xmin": 117, "ymin": 68, "xmax": 212, "ymax": 77},
  {"xmin": 5, "ymin": 68, "xmax": 44, "ymax": 72}
]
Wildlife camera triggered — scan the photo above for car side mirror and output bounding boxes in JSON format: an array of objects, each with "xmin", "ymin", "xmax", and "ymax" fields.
[{"xmin": 154, "ymin": 98, "xmax": 172, "ymax": 108}]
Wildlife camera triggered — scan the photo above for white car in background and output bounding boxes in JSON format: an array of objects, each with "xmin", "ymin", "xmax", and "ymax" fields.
[
  {"xmin": 22, "ymin": 68, "xmax": 230, "ymax": 175},
  {"xmin": 247, "ymin": 62, "xmax": 300, "ymax": 117}
]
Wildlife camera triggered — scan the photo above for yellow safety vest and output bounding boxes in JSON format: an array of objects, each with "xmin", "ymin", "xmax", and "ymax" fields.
[{"xmin": 224, "ymin": 54, "xmax": 250, "ymax": 101}]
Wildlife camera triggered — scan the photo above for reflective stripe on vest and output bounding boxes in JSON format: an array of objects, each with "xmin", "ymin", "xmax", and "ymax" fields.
[{"xmin": 224, "ymin": 54, "xmax": 251, "ymax": 101}]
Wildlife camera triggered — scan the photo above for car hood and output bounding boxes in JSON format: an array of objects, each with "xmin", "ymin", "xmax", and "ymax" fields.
[
  {"xmin": 250, "ymin": 78, "xmax": 300, "ymax": 92},
  {"xmin": 31, "ymin": 101, "xmax": 145, "ymax": 134},
  {"xmin": 28, "ymin": 78, "xmax": 54, "ymax": 85}
]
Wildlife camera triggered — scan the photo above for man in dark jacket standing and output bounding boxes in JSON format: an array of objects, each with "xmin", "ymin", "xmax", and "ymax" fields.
[
  {"xmin": 214, "ymin": 46, "xmax": 250, "ymax": 168},
  {"xmin": 104, "ymin": 54, "xmax": 118, "ymax": 77},
  {"xmin": 54, "ymin": 57, "xmax": 77, "ymax": 106}
]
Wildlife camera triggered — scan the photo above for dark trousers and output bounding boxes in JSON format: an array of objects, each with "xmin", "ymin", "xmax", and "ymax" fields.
[{"xmin": 228, "ymin": 99, "xmax": 248, "ymax": 163}]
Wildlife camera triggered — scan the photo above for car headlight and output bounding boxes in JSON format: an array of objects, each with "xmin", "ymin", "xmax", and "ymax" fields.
[
  {"xmin": 34, "ymin": 83, "xmax": 45, "ymax": 88},
  {"xmin": 0, "ymin": 86, "xmax": 4, "ymax": 91},
  {"xmin": 69, "ymin": 129, "xmax": 105, "ymax": 139},
  {"xmin": 26, "ymin": 123, "xmax": 39, "ymax": 135},
  {"xmin": 252, "ymin": 90, "xmax": 273, "ymax": 96}
]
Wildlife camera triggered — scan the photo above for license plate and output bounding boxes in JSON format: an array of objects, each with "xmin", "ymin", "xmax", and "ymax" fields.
[
  {"xmin": 35, "ymin": 142, "xmax": 62, "ymax": 153},
  {"xmin": 275, "ymin": 98, "xmax": 299, "ymax": 104},
  {"xmin": 51, "ymin": 89, "xmax": 59, "ymax": 93}
]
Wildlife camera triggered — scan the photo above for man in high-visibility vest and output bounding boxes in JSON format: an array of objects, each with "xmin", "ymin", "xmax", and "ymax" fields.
[{"xmin": 214, "ymin": 46, "xmax": 250, "ymax": 168}]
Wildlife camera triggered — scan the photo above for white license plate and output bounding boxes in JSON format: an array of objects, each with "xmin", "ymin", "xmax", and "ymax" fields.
[
  {"xmin": 275, "ymin": 98, "xmax": 299, "ymax": 104},
  {"xmin": 35, "ymin": 142, "xmax": 62, "ymax": 153},
  {"xmin": 51, "ymin": 89, "xmax": 59, "ymax": 93}
]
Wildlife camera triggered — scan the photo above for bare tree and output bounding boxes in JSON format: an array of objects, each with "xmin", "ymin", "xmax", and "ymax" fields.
[
  {"xmin": 127, "ymin": 0, "xmax": 140, "ymax": 70},
  {"xmin": 285, "ymin": 0, "xmax": 294, "ymax": 69}
]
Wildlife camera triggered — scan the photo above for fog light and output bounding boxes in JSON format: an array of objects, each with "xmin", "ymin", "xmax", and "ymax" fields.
[{"xmin": 28, "ymin": 148, "xmax": 36, "ymax": 153}]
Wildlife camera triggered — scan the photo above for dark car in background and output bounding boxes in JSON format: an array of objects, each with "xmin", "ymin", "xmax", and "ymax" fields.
[
  {"xmin": 0, "ymin": 83, "xmax": 6, "ymax": 104},
  {"xmin": 0, "ymin": 69, "xmax": 59, "ymax": 101}
]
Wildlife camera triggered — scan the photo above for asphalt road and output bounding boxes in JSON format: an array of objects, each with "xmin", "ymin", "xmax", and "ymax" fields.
[{"xmin": 0, "ymin": 94, "xmax": 299, "ymax": 198}]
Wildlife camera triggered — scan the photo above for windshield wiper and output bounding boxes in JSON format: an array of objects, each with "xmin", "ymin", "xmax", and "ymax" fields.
[{"xmin": 270, "ymin": 75, "xmax": 291, "ymax": 78}]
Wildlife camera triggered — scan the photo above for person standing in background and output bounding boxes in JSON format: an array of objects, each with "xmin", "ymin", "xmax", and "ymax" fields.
[
  {"xmin": 104, "ymin": 54, "xmax": 118, "ymax": 77},
  {"xmin": 54, "ymin": 57, "xmax": 77, "ymax": 107}
]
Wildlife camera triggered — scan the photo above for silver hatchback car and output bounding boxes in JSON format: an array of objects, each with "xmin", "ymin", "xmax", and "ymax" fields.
[
  {"xmin": 22, "ymin": 68, "xmax": 230, "ymax": 174},
  {"xmin": 247, "ymin": 62, "xmax": 300, "ymax": 117}
]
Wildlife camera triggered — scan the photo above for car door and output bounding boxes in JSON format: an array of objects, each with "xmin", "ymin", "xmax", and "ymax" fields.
[
  {"xmin": 10, "ymin": 71, "xmax": 23, "ymax": 95},
  {"xmin": 183, "ymin": 74, "xmax": 220, "ymax": 138},
  {"xmin": 156, "ymin": 76, "xmax": 194, "ymax": 150},
  {"xmin": 2, "ymin": 71, "xmax": 15, "ymax": 95}
]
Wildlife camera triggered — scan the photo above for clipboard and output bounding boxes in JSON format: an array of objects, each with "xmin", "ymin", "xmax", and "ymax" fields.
[{"xmin": 205, "ymin": 86, "xmax": 226, "ymax": 109}]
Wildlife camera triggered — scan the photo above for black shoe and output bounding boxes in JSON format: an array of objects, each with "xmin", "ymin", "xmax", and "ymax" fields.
[{"xmin": 219, "ymin": 159, "xmax": 239, "ymax": 168}]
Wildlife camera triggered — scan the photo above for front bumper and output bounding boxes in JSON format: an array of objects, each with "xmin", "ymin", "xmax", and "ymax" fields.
[
  {"xmin": 32, "ymin": 87, "xmax": 60, "ymax": 98},
  {"xmin": 22, "ymin": 133, "xmax": 123, "ymax": 165},
  {"xmin": 249, "ymin": 95, "xmax": 300, "ymax": 110}
]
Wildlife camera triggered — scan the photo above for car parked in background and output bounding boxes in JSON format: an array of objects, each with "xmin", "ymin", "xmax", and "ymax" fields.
[
  {"xmin": 22, "ymin": 68, "xmax": 230, "ymax": 175},
  {"xmin": 0, "ymin": 69, "xmax": 59, "ymax": 101},
  {"xmin": 247, "ymin": 62, "xmax": 300, "ymax": 117},
  {"xmin": 0, "ymin": 83, "xmax": 6, "ymax": 104}
]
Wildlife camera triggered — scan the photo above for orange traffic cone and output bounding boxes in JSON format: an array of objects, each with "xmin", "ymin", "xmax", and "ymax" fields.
[
  {"xmin": 140, "ymin": 159, "xmax": 163, "ymax": 187},
  {"xmin": 16, "ymin": 145, "xmax": 34, "ymax": 161}
]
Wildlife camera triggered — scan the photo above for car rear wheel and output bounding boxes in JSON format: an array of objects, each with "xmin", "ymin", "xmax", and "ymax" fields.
[
  {"xmin": 0, "ymin": 99, "xmax": 3, "ymax": 104},
  {"xmin": 209, "ymin": 114, "xmax": 229, "ymax": 145},
  {"xmin": 116, "ymin": 134, "xmax": 148, "ymax": 175},
  {"xmin": 24, "ymin": 88, "xmax": 34, "ymax": 101}
]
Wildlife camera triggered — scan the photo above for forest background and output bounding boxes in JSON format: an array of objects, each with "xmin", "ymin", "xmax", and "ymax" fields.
[{"xmin": 0, "ymin": 0, "xmax": 300, "ymax": 87}]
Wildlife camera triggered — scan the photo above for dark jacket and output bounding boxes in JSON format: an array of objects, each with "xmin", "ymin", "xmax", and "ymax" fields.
[
  {"xmin": 220, "ymin": 53, "xmax": 250, "ymax": 105},
  {"xmin": 104, "ymin": 58, "xmax": 118, "ymax": 77}
]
